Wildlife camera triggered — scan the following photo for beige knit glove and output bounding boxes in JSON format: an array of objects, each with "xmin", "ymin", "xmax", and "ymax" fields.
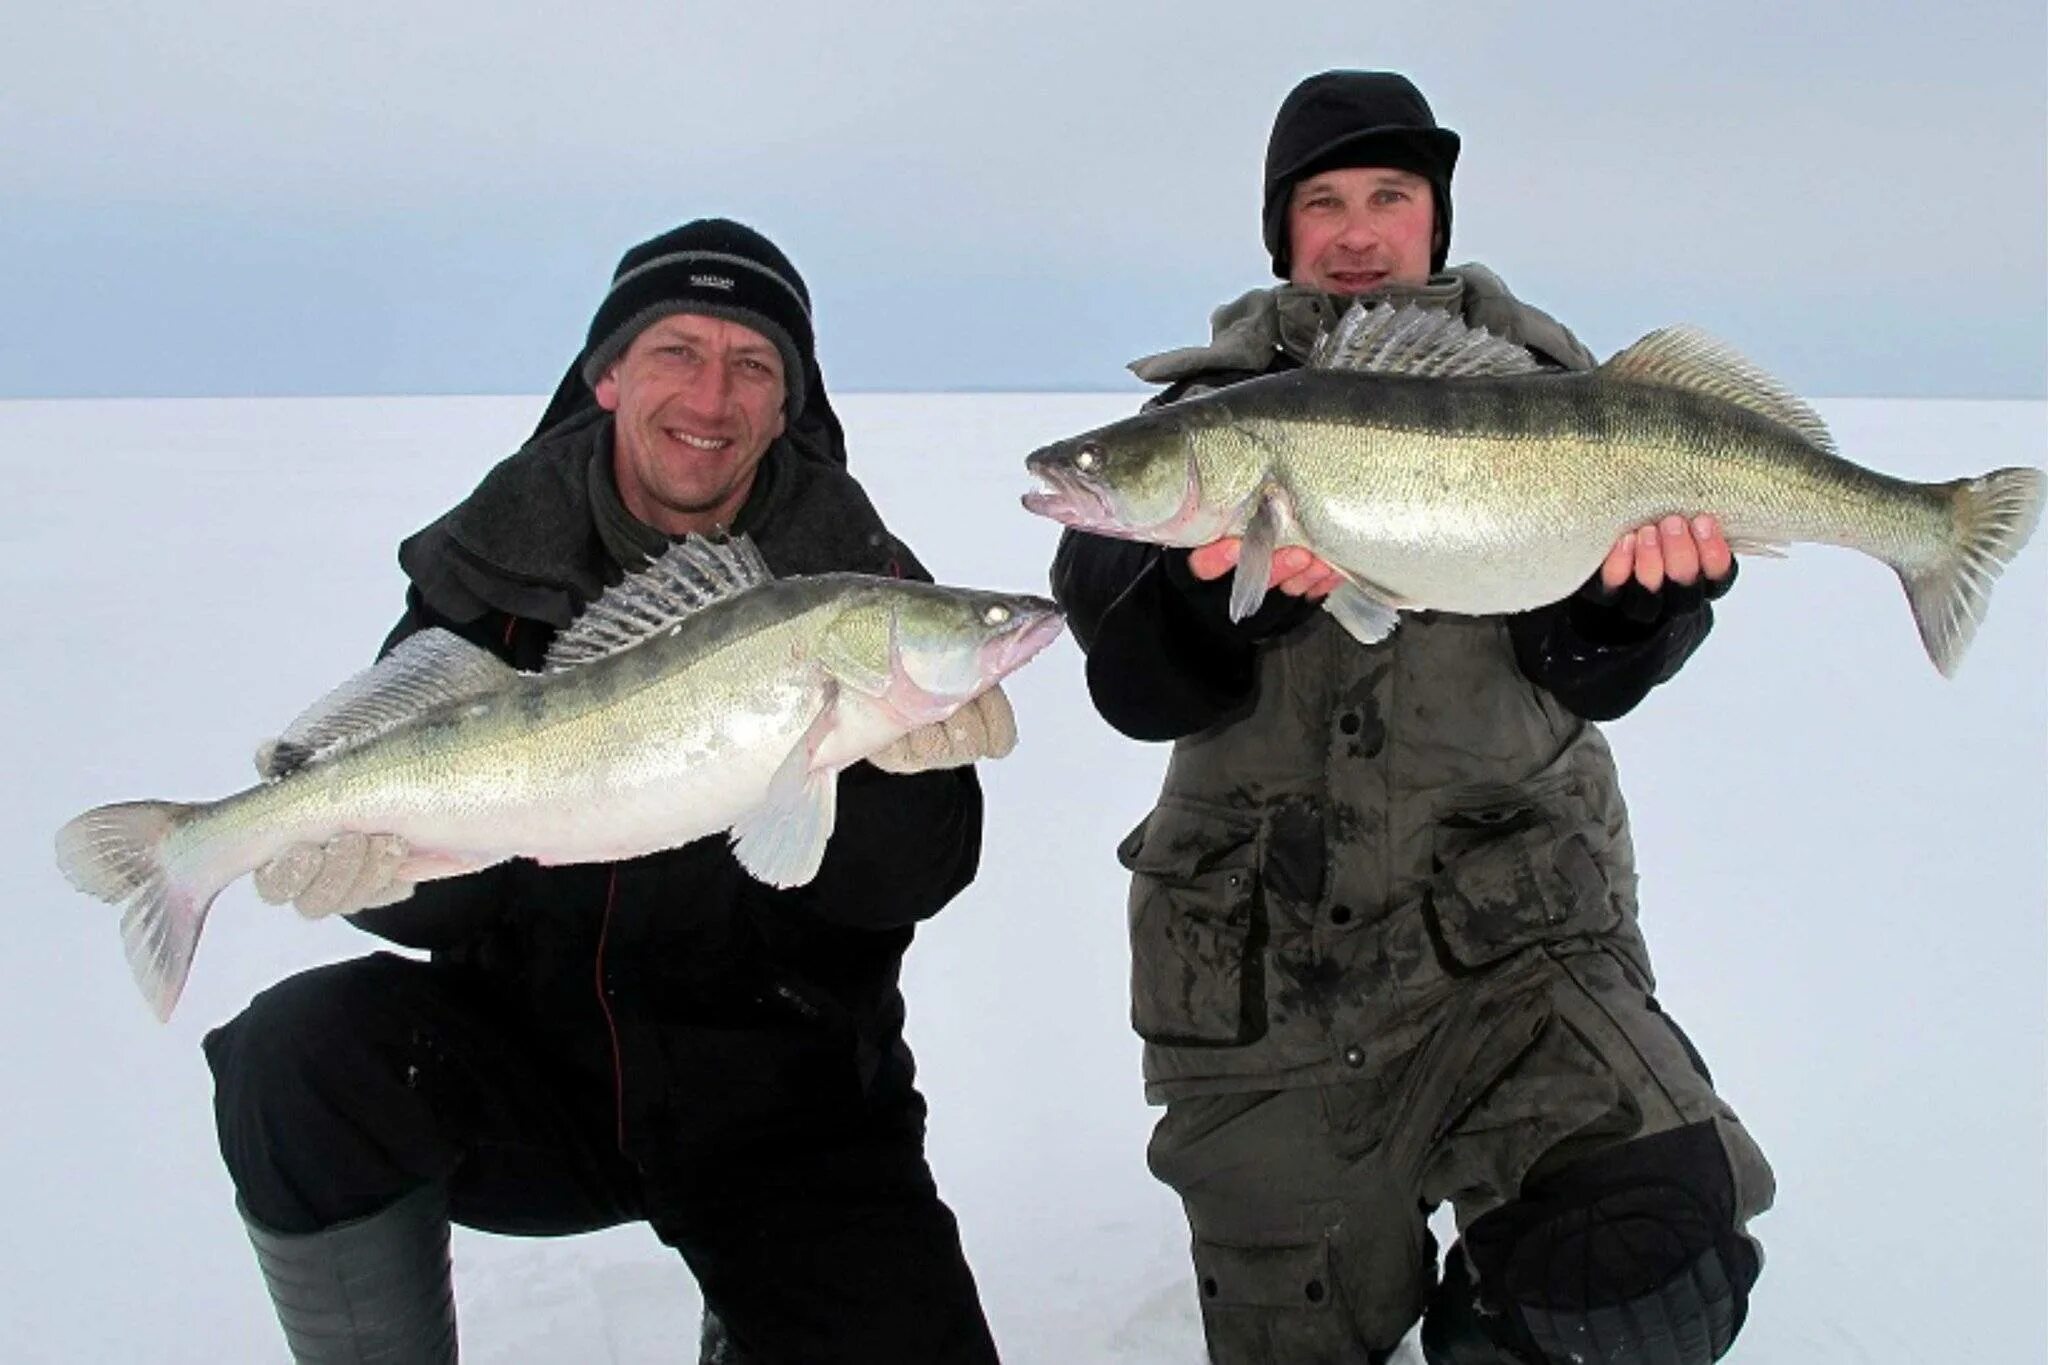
[
  {"xmin": 252, "ymin": 832, "xmax": 415, "ymax": 917},
  {"xmin": 868, "ymin": 685, "xmax": 1019, "ymax": 774}
]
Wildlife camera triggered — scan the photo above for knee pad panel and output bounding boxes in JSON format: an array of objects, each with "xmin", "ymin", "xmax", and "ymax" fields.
[{"xmin": 1458, "ymin": 1123, "xmax": 1762, "ymax": 1364}]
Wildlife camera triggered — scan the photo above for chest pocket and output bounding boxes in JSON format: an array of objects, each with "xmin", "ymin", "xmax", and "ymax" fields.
[
  {"xmin": 1427, "ymin": 772, "xmax": 1619, "ymax": 970},
  {"xmin": 1119, "ymin": 801, "xmax": 1267, "ymax": 1048}
]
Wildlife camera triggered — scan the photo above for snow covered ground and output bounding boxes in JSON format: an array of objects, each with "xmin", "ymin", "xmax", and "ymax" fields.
[{"xmin": 2, "ymin": 393, "xmax": 2042, "ymax": 1363}]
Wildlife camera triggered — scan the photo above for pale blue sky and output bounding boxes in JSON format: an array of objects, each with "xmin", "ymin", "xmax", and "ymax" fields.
[{"xmin": 4, "ymin": 0, "xmax": 2042, "ymax": 398}]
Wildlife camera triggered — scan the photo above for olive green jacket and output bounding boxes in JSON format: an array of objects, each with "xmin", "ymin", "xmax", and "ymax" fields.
[{"xmin": 1104, "ymin": 268, "xmax": 1660, "ymax": 1101}]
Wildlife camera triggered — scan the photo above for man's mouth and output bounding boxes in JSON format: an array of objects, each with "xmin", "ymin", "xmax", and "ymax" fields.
[
  {"xmin": 1325, "ymin": 268, "xmax": 1387, "ymax": 292},
  {"xmin": 665, "ymin": 427, "xmax": 733, "ymax": 452}
]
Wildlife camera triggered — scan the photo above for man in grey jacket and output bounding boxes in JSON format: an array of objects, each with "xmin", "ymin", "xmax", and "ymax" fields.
[{"xmin": 1051, "ymin": 72, "xmax": 1774, "ymax": 1365}]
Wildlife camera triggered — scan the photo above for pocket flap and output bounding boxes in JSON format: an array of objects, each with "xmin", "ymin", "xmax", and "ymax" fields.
[
  {"xmin": 1191, "ymin": 1236, "xmax": 1335, "ymax": 1311},
  {"xmin": 1122, "ymin": 801, "xmax": 1267, "ymax": 1048},
  {"xmin": 1119, "ymin": 800, "xmax": 1262, "ymax": 880},
  {"xmin": 1431, "ymin": 789, "xmax": 1619, "ymax": 969}
]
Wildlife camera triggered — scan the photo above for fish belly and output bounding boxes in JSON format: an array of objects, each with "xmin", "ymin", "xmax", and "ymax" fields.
[{"xmin": 1285, "ymin": 430, "xmax": 1629, "ymax": 615}]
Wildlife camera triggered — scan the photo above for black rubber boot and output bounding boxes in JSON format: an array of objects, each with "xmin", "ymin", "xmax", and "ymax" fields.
[{"xmin": 239, "ymin": 1182, "xmax": 458, "ymax": 1363}]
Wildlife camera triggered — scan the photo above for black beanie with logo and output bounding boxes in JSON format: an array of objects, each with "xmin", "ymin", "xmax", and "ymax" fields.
[
  {"xmin": 529, "ymin": 218, "xmax": 846, "ymax": 461},
  {"xmin": 1262, "ymin": 71, "xmax": 1461, "ymax": 278},
  {"xmin": 577, "ymin": 218, "xmax": 815, "ymax": 418}
]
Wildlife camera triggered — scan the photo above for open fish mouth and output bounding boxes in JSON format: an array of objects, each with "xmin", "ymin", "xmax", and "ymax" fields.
[{"xmin": 1021, "ymin": 467, "xmax": 1136, "ymax": 537}]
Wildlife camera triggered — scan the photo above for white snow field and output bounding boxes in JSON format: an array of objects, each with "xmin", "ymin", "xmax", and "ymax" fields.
[{"xmin": 3, "ymin": 394, "xmax": 2042, "ymax": 1363}]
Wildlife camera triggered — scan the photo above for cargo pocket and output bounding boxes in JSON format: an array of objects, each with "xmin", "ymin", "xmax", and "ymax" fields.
[
  {"xmin": 1192, "ymin": 1236, "xmax": 1337, "ymax": 1315},
  {"xmin": 1120, "ymin": 801, "xmax": 1266, "ymax": 1047},
  {"xmin": 1428, "ymin": 777, "xmax": 1619, "ymax": 970}
]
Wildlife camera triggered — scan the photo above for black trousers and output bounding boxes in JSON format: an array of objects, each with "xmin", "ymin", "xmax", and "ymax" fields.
[{"xmin": 204, "ymin": 953, "xmax": 999, "ymax": 1365}]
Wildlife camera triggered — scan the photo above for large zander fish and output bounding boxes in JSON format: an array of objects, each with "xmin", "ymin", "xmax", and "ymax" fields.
[
  {"xmin": 57, "ymin": 536, "xmax": 1064, "ymax": 1020},
  {"xmin": 1023, "ymin": 303, "xmax": 2042, "ymax": 673}
]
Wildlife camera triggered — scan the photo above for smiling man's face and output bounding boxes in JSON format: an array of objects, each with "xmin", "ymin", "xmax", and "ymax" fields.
[
  {"xmin": 1286, "ymin": 166, "xmax": 1436, "ymax": 295},
  {"xmin": 595, "ymin": 313, "xmax": 788, "ymax": 537}
]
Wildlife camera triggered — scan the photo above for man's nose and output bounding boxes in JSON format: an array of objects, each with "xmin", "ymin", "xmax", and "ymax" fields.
[
  {"xmin": 1333, "ymin": 212, "xmax": 1378, "ymax": 252},
  {"xmin": 679, "ymin": 359, "xmax": 734, "ymax": 413}
]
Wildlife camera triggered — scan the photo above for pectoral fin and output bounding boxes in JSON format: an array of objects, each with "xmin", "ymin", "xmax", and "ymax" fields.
[
  {"xmin": 1228, "ymin": 498, "xmax": 1280, "ymax": 622},
  {"xmin": 729, "ymin": 692, "xmax": 842, "ymax": 888}
]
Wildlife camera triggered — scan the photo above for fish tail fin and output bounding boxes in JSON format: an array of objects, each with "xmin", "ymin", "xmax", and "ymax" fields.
[
  {"xmin": 1901, "ymin": 466, "xmax": 2045, "ymax": 677},
  {"xmin": 55, "ymin": 801, "xmax": 223, "ymax": 1021}
]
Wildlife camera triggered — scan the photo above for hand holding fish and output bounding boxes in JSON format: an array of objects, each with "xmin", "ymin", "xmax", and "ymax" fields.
[
  {"xmin": 1599, "ymin": 514, "xmax": 1735, "ymax": 595},
  {"xmin": 868, "ymin": 685, "xmax": 1019, "ymax": 773},
  {"xmin": 1191, "ymin": 514, "xmax": 1733, "ymax": 609},
  {"xmin": 1186, "ymin": 541, "xmax": 1346, "ymax": 600},
  {"xmin": 252, "ymin": 832, "xmax": 414, "ymax": 917}
]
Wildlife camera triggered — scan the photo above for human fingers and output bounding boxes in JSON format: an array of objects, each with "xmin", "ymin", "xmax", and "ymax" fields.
[
  {"xmin": 1187, "ymin": 538, "xmax": 1242, "ymax": 581},
  {"xmin": 295, "ymin": 832, "xmax": 372, "ymax": 917},
  {"xmin": 253, "ymin": 844, "xmax": 320, "ymax": 905},
  {"xmin": 1631, "ymin": 524, "xmax": 1666, "ymax": 593},
  {"xmin": 1659, "ymin": 515, "xmax": 1701, "ymax": 586},
  {"xmin": 1277, "ymin": 563, "xmax": 1344, "ymax": 600},
  {"xmin": 865, "ymin": 727, "xmax": 929, "ymax": 773},
  {"xmin": 297, "ymin": 833, "xmax": 407, "ymax": 918},
  {"xmin": 1694, "ymin": 515, "xmax": 1735, "ymax": 580},
  {"xmin": 970, "ymin": 685, "xmax": 1018, "ymax": 759},
  {"xmin": 869, "ymin": 688, "xmax": 1017, "ymax": 774},
  {"xmin": 1269, "ymin": 549, "xmax": 1334, "ymax": 597},
  {"xmin": 350, "ymin": 835, "xmax": 410, "ymax": 908},
  {"xmin": 1600, "ymin": 535, "xmax": 1635, "ymax": 594}
]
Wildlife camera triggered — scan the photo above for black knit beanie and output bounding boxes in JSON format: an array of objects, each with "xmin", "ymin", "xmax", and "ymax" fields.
[
  {"xmin": 578, "ymin": 218, "xmax": 815, "ymax": 418},
  {"xmin": 1262, "ymin": 71, "xmax": 1461, "ymax": 278}
]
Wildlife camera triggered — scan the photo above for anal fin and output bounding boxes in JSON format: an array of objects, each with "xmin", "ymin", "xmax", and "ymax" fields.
[{"xmin": 1321, "ymin": 573, "xmax": 1404, "ymax": 646}]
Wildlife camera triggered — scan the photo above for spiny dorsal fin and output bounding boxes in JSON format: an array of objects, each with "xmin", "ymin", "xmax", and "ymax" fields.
[
  {"xmin": 258, "ymin": 629, "xmax": 517, "ymax": 779},
  {"xmin": 544, "ymin": 533, "xmax": 775, "ymax": 673},
  {"xmin": 1601, "ymin": 328, "xmax": 1837, "ymax": 456},
  {"xmin": 1310, "ymin": 303, "xmax": 1545, "ymax": 379}
]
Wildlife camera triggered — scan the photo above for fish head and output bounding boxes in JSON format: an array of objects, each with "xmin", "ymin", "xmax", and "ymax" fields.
[
  {"xmin": 820, "ymin": 584, "xmax": 1066, "ymax": 726},
  {"xmin": 890, "ymin": 586, "xmax": 1066, "ymax": 709},
  {"xmin": 1022, "ymin": 411, "xmax": 1222, "ymax": 544}
]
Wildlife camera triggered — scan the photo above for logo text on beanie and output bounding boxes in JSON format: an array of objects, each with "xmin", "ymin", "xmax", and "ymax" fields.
[{"xmin": 690, "ymin": 274, "xmax": 737, "ymax": 291}]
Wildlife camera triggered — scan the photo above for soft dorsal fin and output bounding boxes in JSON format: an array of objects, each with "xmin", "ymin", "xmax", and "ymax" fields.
[
  {"xmin": 1310, "ymin": 303, "xmax": 1545, "ymax": 379},
  {"xmin": 258, "ymin": 629, "xmax": 517, "ymax": 779},
  {"xmin": 544, "ymin": 533, "xmax": 775, "ymax": 673},
  {"xmin": 1601, "ymin": 328, "xmax": 1837, "ymax": 455}
]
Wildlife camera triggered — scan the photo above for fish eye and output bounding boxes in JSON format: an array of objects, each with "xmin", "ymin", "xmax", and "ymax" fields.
[
  {"xmin": 1073, "ymin": 443, "xmax": 1103, "ymax": 473},
  {"xmin": 982, "ymin": 604, "xmax": 1013, "ymax": 626}
]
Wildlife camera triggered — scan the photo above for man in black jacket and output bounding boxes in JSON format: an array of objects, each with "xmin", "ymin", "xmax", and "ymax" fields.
[
  {"xmin": 1052, "ymin": 74, "xmax": 1773, "ymax": 1364},
  {"xmin": 204, "ymin": 219, "xmax": 1006, "ymax": 1365}
]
